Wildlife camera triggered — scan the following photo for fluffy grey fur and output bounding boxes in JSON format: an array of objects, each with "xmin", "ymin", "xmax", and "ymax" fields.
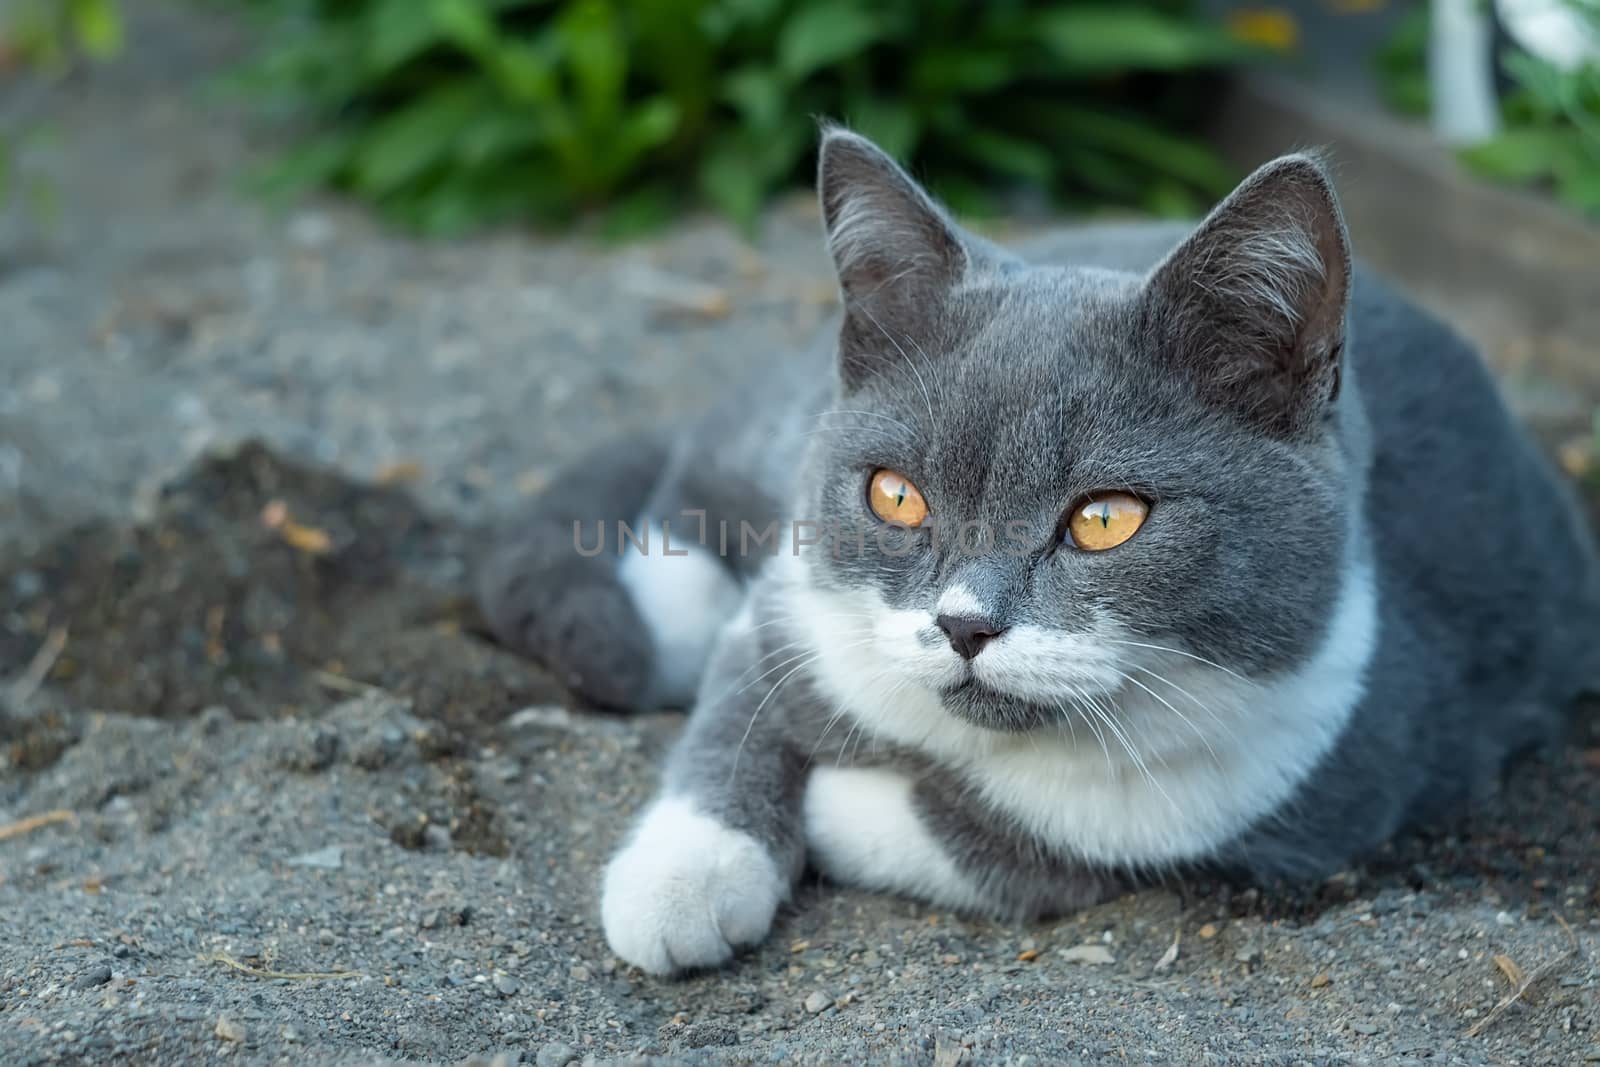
[{"xmin": 479, "ymin": 128, "xmax": 1600, "ymax": 975}]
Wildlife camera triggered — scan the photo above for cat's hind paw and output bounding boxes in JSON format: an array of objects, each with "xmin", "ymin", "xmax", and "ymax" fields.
[{"xmin": 600, "ymin": 797, "xmax": 785, "ymax": 976}]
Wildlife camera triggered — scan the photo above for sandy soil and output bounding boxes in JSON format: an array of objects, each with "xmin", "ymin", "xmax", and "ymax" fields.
[{"xmin": 2, "ymin": 4, "xmax": 1598, "ymax": 1065}]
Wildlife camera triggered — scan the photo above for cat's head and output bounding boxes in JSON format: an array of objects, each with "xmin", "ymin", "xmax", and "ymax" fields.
[{"xmin": 792, "ymin": 127, "xmax": 1367, "ymax": 740}]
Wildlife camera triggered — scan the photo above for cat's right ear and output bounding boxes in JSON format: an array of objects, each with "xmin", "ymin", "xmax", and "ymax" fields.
[
  {"xmin": 817, "ymin": 125, "xmax": 967, "ymax": 387},
  {"xmin": 1142, "ymin": 153, "xmax": 1352, "ymax": 440}
]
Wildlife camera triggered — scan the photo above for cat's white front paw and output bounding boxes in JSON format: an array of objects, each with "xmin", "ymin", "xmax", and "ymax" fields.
[{"xmin": 600, "ymin": 796, "xmax": 785, "ymax": 975}]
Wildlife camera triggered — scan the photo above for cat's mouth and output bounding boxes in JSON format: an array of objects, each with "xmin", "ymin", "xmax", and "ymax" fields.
[{"xmin": 938, "ymin": 676, "xmax": 1059, "ymax": 733}]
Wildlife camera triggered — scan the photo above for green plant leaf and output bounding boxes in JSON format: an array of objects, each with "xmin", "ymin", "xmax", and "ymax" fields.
[
  {"xmin": 1045, "ymin": 104, "xmax": 1237, "ymax": 194},
  {"xmin": 600, "ymin": 183, "xmax": 677, "ymax": 240},
  {"xmin": 962, "ymin": 130, "xmax": 1054, "ymax": 184},
  {"xmin": 455, "ymin": 112, "xmax": 545, "ymax": 167},
  {"xmin": 249, "ymin": 135, "xmax": 359, "ymax": 203},
  {"xmin": 1502, "ymin": 50, "xmax": 1572, "ymax": 121},
  {"xmin": 483, "ymin": 39, "xmax": 563, "ymax": 105},
  {"xmin": 1556, "ymin": 164, "xmax": 1600, "ymax": 212},
  {"xmin": 368, "ymin": 0, "xmax": 447, "ymax": 74},
  {"xmin": 68, "ymin": 0, "xmax": 123, "ymax": 59},
  {"xmin": 224, "ymin": 0, "xmax": 1270, "ymax": 235},
  {"xmin": 699, "ymin": 136, "xmax": 766, "ymax": 231},
  {"xmin": 723, "ymin": 66, "xmax": 784, "ymax": 132},
  {"xmin": 1460, "ymin": 128, "xmax": 1567, "ymax": 183},
  {"xmin": 1373, "ymin": 4, "xmax": 1430, "ymax": 116},
  {"xmin": 701, "ymin": 0, "xmax": 785, "ymax": 42},
  {"xmin": 909, "ymin": 48, "xmax": 1015, "ymax": 95},
  {"xmin": 778, "ymin": 3, "xmax": 883, "ymax": 81},
  {"xmin": 429, "ymin": 0, "xmax": 499, "ymax": 59},
  {"xmin": 849, "ymin": 98, "xmax": 920, "ymax": 161},
  {"xmin": 615, "ymin": 97, "xmax": 682, "ymax": 161},
  {"xmin": 1035, "ymin": 7, "xmax": 1250, "ymax": 75},
  {"xmin": 558, "ymin": 0, "xmax": 628, "ymax": 134},
  {"xmin": 353, "ymin": 84, "xmax": 491, "ymax": 194}
]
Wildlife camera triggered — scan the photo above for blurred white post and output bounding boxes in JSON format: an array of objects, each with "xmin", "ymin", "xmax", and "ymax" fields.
[{"xmin": 1430, "ymin": 0, "xmax": 1501, "ymax": 145}]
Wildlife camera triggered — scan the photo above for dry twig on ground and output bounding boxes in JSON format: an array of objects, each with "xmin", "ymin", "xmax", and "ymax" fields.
[
  {"xmin": 0, "ymin": 809, "xmax": 76, "ymax": 843},
  {"xmin": 1466, "ymin": 915, "xmax": 1582, "ymax": 1038},
  {"xmin": 201, "ymin": 951, "xmax": 362, "ymax": 982}
]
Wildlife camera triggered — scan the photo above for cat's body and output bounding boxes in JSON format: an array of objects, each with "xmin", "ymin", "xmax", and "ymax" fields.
[{"xmin": 480, "ymin": 131, "xmax": 1600, "ymax": 975}]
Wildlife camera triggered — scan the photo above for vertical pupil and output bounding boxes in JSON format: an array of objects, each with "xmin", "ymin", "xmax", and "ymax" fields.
[
  {"xmin": 895, "ymin": 487, "xmax": 906, "ymax": 508},
  {"xmin": 1098, "ymin": 503, "xmax": 1111, "ymax": 528}
]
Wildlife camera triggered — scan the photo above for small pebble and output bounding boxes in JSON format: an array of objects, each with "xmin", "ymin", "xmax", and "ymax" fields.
[
  {"xmin": 215, "ymin": 1018, "xmax": 246, "ymax": 1043},
  {"xmin": 74, "ymin": 966, "xmax": 113, "ymax": 990},
  {"xmin": 568, "ymin": 964, "xmax": 591, "ymax": 982},
  {"xmin": 289, "ymin": 212, "xmax": 335, "ymax": 247},
  {"xmin": 1349, "ymin": 1020, "xmax": 1379, "ymax": 1036},
  {"xmin": 423, "ymin": 824, "xmax": 453, "ymax": 851},
  {"xmin": 803, "ymin": 991, "xmax": 832, "ymax": 1014},
  {"xmin": 494, "ymin": 974, "xmax": 521, "ymax": 997},
  {"xmin": 1198, "ymin": 923, "xmax": 1218, "ymax": 939},
  {"xmin": 287, "ymin": 845, "xmax": 344, "ymax": 870},
  {"xmin": 508, "ymin": 706, "xmax": 577, "ymax": 731},
  {"xmin": 420, "ymin": 910, "xmax": 441, "ymax": 930},
  {"xmin": 1495, "ymin": 911, "xmax": 1516, "ymax": 927},
  {"xmin": 1059, "ymin": 945, "xmax": 1115, "ymax": 965}
]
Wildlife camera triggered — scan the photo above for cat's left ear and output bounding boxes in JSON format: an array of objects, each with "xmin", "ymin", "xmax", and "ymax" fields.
[
  {"xmin": 1143, "ymin": 154, "xmax": 1352, "ymax": 439},
  {"xmin": 817, "ymin": 126, "xmax": 969, "ymax": 387}
]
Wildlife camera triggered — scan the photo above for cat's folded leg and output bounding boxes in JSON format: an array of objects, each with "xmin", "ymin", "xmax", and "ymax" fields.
[
  {"xmin": 477, "ymin": 432, "xmax": 675, "ymax": 711},
  {"xmin": 601, "ymin": 605, "xmax": 808, "ymax": 975}
]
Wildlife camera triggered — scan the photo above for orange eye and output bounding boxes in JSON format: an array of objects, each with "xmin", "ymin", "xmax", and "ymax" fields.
[
  {"xmin": 1067, "ymin": 492, "xmax": 1149, "ymax": 551},
  {"xmin": 867, "ymin": 469, "xmax": 929, "ymax": 527}
]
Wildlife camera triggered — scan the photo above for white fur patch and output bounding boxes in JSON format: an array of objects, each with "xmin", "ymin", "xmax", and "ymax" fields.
[
  {"xmin": 617, "ymin": 535, "xmax": 742, "ymax": 705},
  {"xmin": 601, "ymin": 796, "xmax": 786, "ymax": 975},
  {"xmin": 934, "ymin": 583, "xmax": 989, "ymax": 619},
  {"xmin": 776, "ymin": 551, "xmax": 1378, "ymax": 867},
  {"xmin": 804, "ymin": 765, "xmax": 985, "ymax": 911}
]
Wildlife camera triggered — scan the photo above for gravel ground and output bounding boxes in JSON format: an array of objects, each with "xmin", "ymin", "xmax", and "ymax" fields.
[{"xmin": 3, "ymin": 4, "xmax": 1599, "ymax": 1065}]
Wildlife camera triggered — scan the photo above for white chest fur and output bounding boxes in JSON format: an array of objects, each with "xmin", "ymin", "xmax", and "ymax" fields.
[{"xmin": 779, "ymin": 555, "xmax": 1378, "ymax": 867}]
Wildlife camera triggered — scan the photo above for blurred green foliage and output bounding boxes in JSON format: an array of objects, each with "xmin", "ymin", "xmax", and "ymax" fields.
[
  {"xmin": 0, "ymin": 0, "xmax": 123, "ymax": 216},
  {"xmin": 5, "ymin": 0, "xmax": 123, "ymax": 68},
  {"xmin": 1375, "ymin": 0, "xmax": 1600, "ymax": 217},
  {"xmin": 226, "ymin": 0, "xmax": 1260, "ymax": 235},
  {"xmin": 1373, "ymin": 4, "xmax": 1429, "ymax": 117},
  {"xmin": 1463, "ymin": 49, "xmax": 1600, "ymax": 216}
]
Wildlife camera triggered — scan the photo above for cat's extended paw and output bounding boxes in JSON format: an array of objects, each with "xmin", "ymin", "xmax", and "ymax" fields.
[{"xmin": 601, "ymin": 797, "xmax": 785, "ymax": 976}]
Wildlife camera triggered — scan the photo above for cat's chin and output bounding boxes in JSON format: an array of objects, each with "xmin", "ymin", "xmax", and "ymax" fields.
[{"xmin": 937, "ymin": 679, "xmax": 1060, "ymax": 734}]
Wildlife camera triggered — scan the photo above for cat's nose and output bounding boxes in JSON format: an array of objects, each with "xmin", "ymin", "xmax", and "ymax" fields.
[{"xmin": 936, "ymin": 614, "xmax": 1006, "ymax": 660}]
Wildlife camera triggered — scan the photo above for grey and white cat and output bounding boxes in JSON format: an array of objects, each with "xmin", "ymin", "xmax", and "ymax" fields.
[{"xmin": 479, "ymin": 128, "xmax": 1600, "ymax": 976}]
